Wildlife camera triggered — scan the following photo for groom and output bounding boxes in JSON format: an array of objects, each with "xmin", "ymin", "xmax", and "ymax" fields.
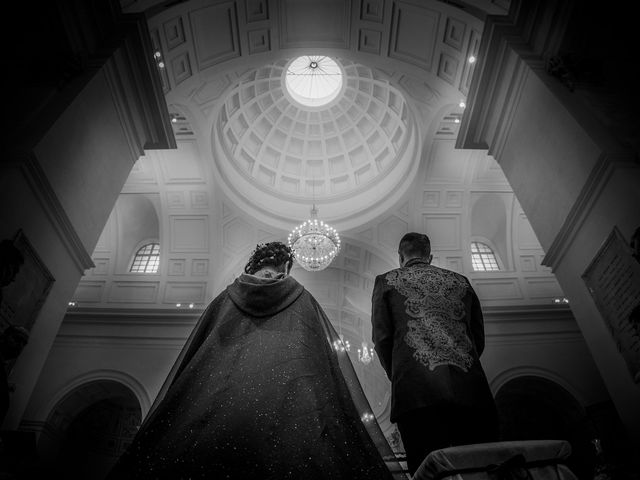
[{"xmin": 371, "ymin": 232, "xmax": 498, "ymax": 475}]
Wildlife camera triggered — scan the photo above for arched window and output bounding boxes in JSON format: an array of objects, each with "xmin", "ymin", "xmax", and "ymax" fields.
[
  {"xmin": 130, "ymin": 243, "xmax": 160, "ymax": 273},
  {"xmin": 471, "ymin": 241, "xmax": 500, "ymax": 271}
]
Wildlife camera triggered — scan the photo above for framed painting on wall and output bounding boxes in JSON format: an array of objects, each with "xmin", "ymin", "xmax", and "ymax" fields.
[{"xmin": 582, "ymin": 226, "xmax": 640, "ymax": 384}]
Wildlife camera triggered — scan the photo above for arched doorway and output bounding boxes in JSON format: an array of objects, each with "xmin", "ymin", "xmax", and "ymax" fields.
[
  {"xmin": 39, "ymin": 380, "xmax": 141, "ymax": 480},
  {"xmin": 495, "ymin": 376, "xmax": 594, "ymax": 479}
]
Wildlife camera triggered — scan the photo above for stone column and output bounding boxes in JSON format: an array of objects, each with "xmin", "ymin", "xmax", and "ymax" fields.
[
  {"xmin": 1, "ymin": 0, "xmax": 174, "ymax": 429},
  {"xmin": 457, "ymin": 0, "xmax": 640, "ymax": 446}
]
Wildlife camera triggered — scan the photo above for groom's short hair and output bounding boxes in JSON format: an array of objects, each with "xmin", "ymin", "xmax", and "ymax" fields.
[{"xmin": 398, "ymin": 233, "xmax": 431, "ymax": 258}]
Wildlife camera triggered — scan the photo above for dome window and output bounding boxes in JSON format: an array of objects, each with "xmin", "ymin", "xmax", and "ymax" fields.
[
  {"xmin": 284, "ymin": 56, "xmax": 343, "ymax": 107},
  {"xmin": 130, "ymin": 243, "xmax": 160, "ymax": 273}
]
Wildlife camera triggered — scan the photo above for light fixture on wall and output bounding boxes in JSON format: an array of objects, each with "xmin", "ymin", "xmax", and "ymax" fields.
[
  {"xmin": 153, "ymin": 50, "xmax": 165, "ymax": 69},
  {"xmin": 288, "ymin": 178, "xmax": 340, "ymax": 271}
]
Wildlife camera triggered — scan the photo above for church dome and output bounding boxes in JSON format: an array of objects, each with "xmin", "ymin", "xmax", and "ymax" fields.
[{"xmin": 212, "ymin": 56, "xmax": 420, "ymax": 229}]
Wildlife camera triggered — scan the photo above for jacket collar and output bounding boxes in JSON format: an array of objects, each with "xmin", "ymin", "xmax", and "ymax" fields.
[{"xmin": 404, "ymin": 257, "xmax": 431, "ymax": 268}]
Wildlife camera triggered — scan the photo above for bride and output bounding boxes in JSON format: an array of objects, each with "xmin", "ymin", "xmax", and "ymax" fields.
[{"xmin": 106, "ymin": 242, "xmax": 402, "ymax": 479}]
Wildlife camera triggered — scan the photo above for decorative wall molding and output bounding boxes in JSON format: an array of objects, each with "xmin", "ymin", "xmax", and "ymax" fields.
[
  {"xmin": 163, "ymin": 16, "xmax": 187, "ymax": 51},
  {"xmin": 245, "ymin": 0, "xmax": 269, "ymax": 23},
  {"xmin": 64, "ymin": 308, "xmax": 203, "ymax": 322},
  {"xmin": 108, "ymin": 281, "xmax": 160, "ymax": 303},
  {"xmin": 421, "ymin": 213, "xmax": 461, "ymax": 250},
  {"xmin": 358, "ymin": 28, "xmax": 382, "ymax": 54},
  {"xmin": 472, "ymin": 277, "xmax": 523, "ymax": 300},
  {"xmin": 190, "ymin": 2, "xmax": 241, "ymax": 70},
  {"xmin": 73, "ymin": 281, "xmax": 106, "ymax": 303},
  {"xmin": 360, "ymin": 0, "xmax": 385, "ymax": 23},
  {"xmin": 389, "ymin": 2, "xmax": 439, "ymax": 70},
  {"xmin": 483, "ymin": 304, "xmax": 574, "ymax": 323},
  {"xmin": 278, "ymin": 0, "xmax": 352, "ymax": 49},
  {"xmin": 443, "ymin": 16, "xmax": 466, "ymax": 51},
  {"xmin": 247, "ymin": 28, "xmax": 271, "ymax": 54},
  {"xmin": 170, "ymin": 52, "xmax": 193, "ymax": 85},
  {"xmin": 170, "ymin": 217, "xmax": 210, "ymax": 253},
  {"xmin": 437, "ymin": 52, "xmax": 459, "ymax": 85},
  {"xmin": 163, "ymin": 282, "xmax": 207, "ymax": 304}
]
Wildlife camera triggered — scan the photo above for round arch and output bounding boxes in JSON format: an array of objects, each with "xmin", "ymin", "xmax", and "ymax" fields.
[
  {"xmin": 39, "ymin": 369, "xmax": 151, "ymax": 422},
  {"xmin": 38, "ymin": 376, "xmax": 146, "ymax": 480},
  {"xmin": 494, "ymin": 374, "xmax": 595, "ymax": 479},
  {"xmin": 489, "ymin": 365, "xmax": 587, "ymax": 406}
]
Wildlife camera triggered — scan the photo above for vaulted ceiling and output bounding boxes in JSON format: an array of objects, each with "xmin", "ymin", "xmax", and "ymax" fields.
[{"xmin": 70, "ymin": 0, "xmax": 572, "ymax": 426}]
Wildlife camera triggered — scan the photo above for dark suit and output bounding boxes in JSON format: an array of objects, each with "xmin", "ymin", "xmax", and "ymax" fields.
[{"xmin": 371, "ymin": 258, "xmax": 498, "ymax": 474}]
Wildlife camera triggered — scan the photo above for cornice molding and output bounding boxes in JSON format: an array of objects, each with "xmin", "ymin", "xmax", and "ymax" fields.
[
  {"xmin": 455, "ymin": 0, "xmax": 573, "ymax": 152},
  {"xmin": 482, "ymin": 303, "xmax": 574, "ymax": 322},
  {"xmin": 3, "ymin": 151, "xmax": 95, "ymax": 272},
  {"xmin": 542, "ymin": 154, "xmax": 638, "ymax": 271},
  {"xmin": 117, "ymin": 13, "xmax": 176, "ymax": 150},
  {"xmin": 64, "ymin": 306, "xmax": 203, "ymax": 323}
]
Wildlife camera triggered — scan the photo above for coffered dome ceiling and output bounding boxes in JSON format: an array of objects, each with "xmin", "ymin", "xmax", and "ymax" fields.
[{"xmin": 212, "ymin": 57, "xmax": 420, "ymax": 230}]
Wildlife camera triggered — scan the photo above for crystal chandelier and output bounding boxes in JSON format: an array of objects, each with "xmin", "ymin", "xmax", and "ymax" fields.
[
  {"xmin": 333, "ymin": 334, "xmax": 351, "ymax": 353},
  {"xmin": 358, "ymin": 342, "xmax": 375, "ymax": 365},
  {"xmin": 288, "ymin": 205, "xmax": 341, "ymax": 272}
]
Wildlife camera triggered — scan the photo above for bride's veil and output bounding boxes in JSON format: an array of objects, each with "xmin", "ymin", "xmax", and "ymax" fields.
[{"xmin": 311, "ymin": 299, "xmax": 406, "ymax": 479}]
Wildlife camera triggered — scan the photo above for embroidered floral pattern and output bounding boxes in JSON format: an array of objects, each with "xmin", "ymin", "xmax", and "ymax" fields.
[{"xmin": 386, "ymin": 265, "xmax": 474, "ymax": 371}]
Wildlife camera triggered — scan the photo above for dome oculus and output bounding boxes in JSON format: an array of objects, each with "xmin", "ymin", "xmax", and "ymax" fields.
[{"xmin": 285, "ymin": 56, "xmax": 343, "ymax": 107}]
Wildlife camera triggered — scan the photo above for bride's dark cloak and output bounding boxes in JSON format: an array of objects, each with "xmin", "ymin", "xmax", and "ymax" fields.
[{"xmin": 107, "ymin": 273, "xmax": 403, "ymax": 479}]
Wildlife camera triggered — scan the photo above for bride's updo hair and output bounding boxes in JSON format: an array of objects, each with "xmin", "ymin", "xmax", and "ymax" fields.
[{"xmin": 244, "ymin": 242, "xmax": 295, "ymax": 275}]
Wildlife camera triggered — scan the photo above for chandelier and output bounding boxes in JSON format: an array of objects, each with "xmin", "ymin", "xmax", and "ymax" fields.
[
  {"xmin": 361, "ymin": 412, "xmax": 375, "ymax": 423},
  {"xmin": 358, "ymin": 342, "xmax": 375, "ymax": 365},
  {"xmin": 333, "ymin": 334, "xmax": 351, "ymax": 353},
  {"xmin": 288, "ymin": 205, "xmax": 341, "ymax": 271}
]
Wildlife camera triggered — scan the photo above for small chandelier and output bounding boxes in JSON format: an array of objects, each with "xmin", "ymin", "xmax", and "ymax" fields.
[
  {"xmin": 288, "ymin": 205, "xmax": 341, "ymax": 272},
  {"xmin": 358, "ymin": 342, "xmax": 375, "ymax": 365},
  {"xmin": 333, "ymin": 334, "xmax": 351, "ymax": 353},
  {"xmin": 361, "ymin": 412, "xmax": 375, "ymax": 423}
]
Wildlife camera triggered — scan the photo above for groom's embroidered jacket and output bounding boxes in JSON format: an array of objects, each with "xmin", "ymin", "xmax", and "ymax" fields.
[{"xmin": 371, "ymin": 258, "xmax": 495, "ymax": 422}]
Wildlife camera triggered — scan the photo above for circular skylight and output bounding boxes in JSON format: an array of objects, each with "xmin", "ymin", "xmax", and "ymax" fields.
[{"xmin": 284, "ymin": 56, "xmax": 343, "ymax": 107}]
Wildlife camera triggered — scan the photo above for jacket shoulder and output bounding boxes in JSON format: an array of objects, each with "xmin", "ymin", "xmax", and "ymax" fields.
[
  {"xmin": 375, "ymin": 268, "xmax": 401, "ymax": 283},
  {"xmin": 429, "ymin": 265, "xmax": 472, "ymax": 289}
]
